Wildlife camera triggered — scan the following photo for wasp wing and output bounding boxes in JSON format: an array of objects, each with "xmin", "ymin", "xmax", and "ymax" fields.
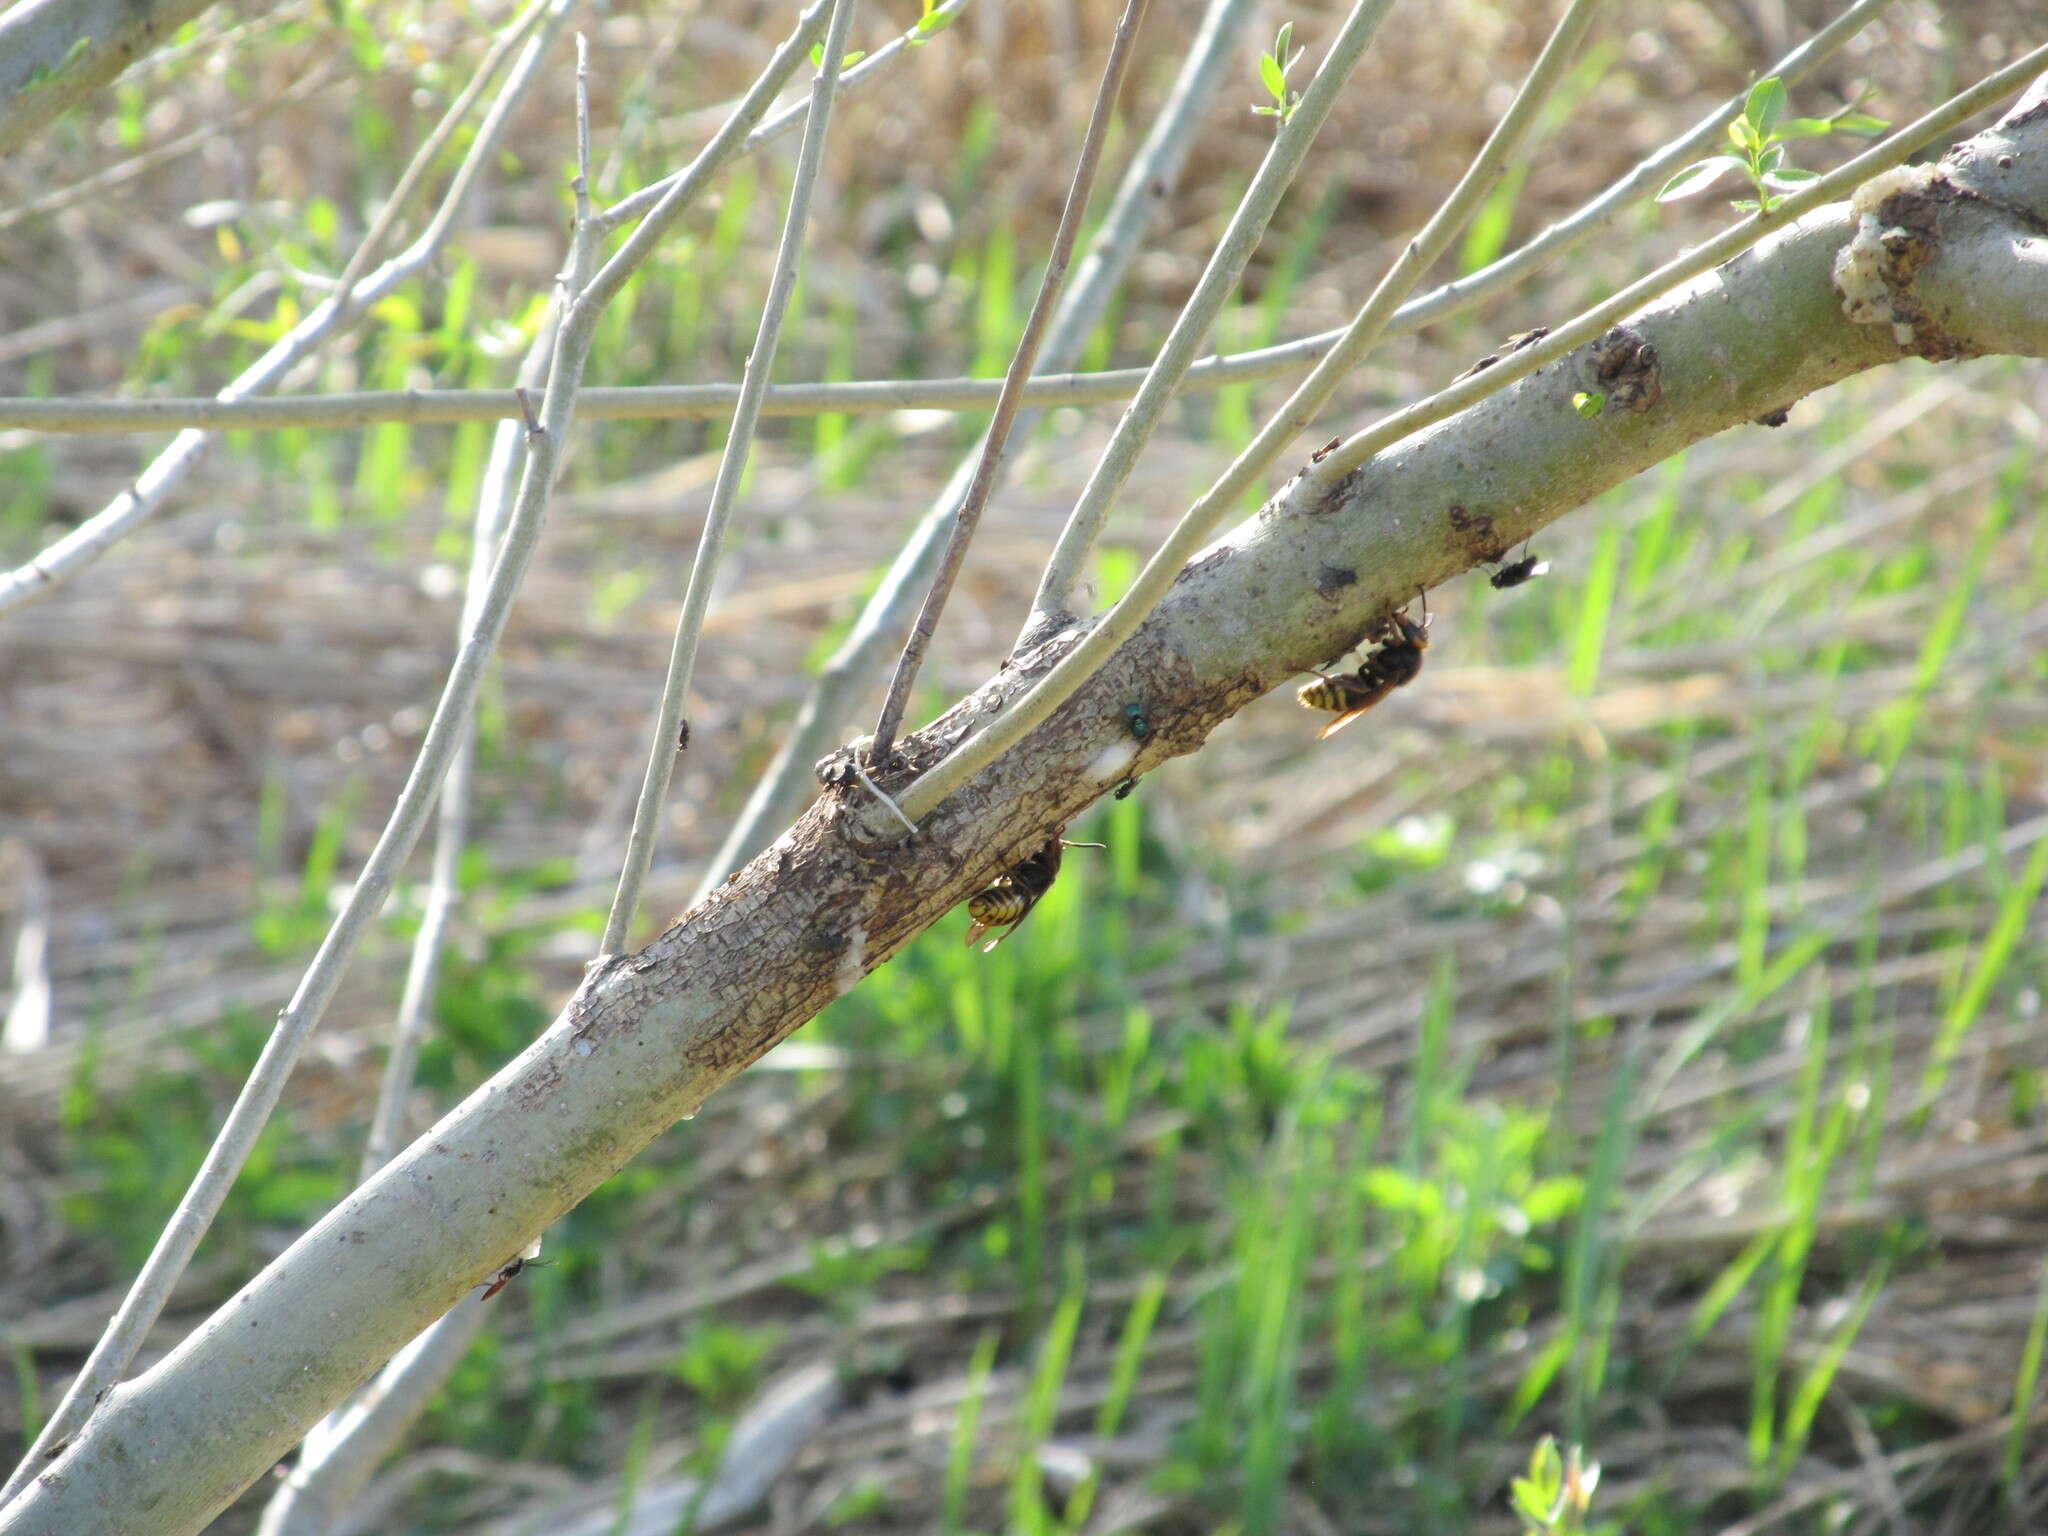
[{"xmin": 1316, "ymin": 706, "xmax": 1377, "ymax": 740}]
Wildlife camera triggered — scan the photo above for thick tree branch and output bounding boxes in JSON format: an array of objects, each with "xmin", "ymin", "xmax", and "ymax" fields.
[
  {"xmin": 4, "ymin": 83, "xmax": 2045, "ymax": 1536},
  {"xmin": 0, "ymin": 0, "xmax": 221, "ymax": 158}
]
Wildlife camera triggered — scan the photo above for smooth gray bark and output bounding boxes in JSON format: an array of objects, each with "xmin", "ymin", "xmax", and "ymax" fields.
[
  {"xmin": 3, "ymin": 79, "xmax": 2045, "ymax": 1536},
  {"xmin": 0, "ymin": 0, "xmax": 223, "ymax": 157}
]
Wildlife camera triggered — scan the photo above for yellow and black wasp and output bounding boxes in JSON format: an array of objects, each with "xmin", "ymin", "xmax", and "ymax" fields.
[
  {"xmin": 963, "ymin": 835, "xmax": 1104, "ymax": 951},
  {"xmin": 1296, "ymin": 595, "xmax": 1431, "ymax": 739}
]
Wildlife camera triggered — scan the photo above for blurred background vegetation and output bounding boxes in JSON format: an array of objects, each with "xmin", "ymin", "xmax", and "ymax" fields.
[{"xmin": 2, "ymin": 0, "xmax": 2046, "ymax": 1530}]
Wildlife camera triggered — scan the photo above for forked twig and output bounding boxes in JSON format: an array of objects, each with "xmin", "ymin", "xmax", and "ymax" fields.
[
  {"xmin": 592, "ymin": 0, "xmax": 976, "ymax": 235},
  {"xmin": 0, "ymin": 0, "xmax": 558, "ymax": 617},
  {"xmin": 691, "ymin": 0, "xmax": 1263, "ymax": 897},
  {"xmin": 897, "ymin": 37, "xmax": 2048, "ymax": 826},
  {"xmin": 596, "ymin": 0, "xmax": 861, "ymax": 956},
  {"xmin": 867, "ymin": 0, "xmax": 1154, "ymax": 764},
  {"xmin": 1020, "ymin": 0, "xmax": 1400, "ymax": 632},
  {"xmin": 1024, "ymin": 0, "xmax": 1607, "ymax": 630}
]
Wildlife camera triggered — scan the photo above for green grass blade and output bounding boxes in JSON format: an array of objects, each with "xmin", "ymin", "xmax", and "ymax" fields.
[
  {"xmin": 944, "ymin": 1328, "xmax": 1001, "ymax": 1536},
  {"xmin": 1919, "ymin": 829, "xmax": 2048, "ymax": 1111},
  {"xmin": 1567, "ymin": 514, "xmax": 1624, "ymax": 696},
  {"xmin": 1010, "ymin": 1285, "xmax": 1086, "ymax": 1535},
  {"xmin": 2003, "ymin": 1257, "xmax": 2048, "ymax": 1504}
]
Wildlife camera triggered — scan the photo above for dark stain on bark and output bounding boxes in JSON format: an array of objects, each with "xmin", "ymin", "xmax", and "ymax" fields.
[
  {"xmin": 507, "ymin": 1057, "xmax": 563, "ymax": 1111},
  {"xmin": 1445, "ymin": 503, "xmax": 1503, "ymax": 560},
  {"xmin": 1311, "ymin": 467, "xmax": 1368, "ymax": 518},
  {"xmin": 1315, "ymin": 564, "xmax": 1357, "ymax": 599}
]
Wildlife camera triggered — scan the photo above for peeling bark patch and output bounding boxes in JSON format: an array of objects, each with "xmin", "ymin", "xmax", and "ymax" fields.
[
  {"xmin": 1088, "ymin": 739, "xmax": 1140, "ymax": 784},
  {"xmin": 835, "ymin": 928, "xmax": 868, "ymax": 995},
  {"xmin": 1315, "ymin": 563, "xmax": 1357, "ymax": 599},
  {"xmin": 1586, "ymin": 326, "xmax": 1662, "ymax": 413},
  {"xmin": 1832, "ymin": 165, "xmax": 1981, "ymax": 360}
]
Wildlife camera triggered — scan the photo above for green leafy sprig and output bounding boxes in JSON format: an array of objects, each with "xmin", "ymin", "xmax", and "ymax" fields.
[
  {"xmin": 1252, "ymin": 22, "xmax": 1305, "ymax": 125},
  {"xmin": 1510, "ymin": 1437, "xmax": 1603, "ymax": 1536},
  {"xmin": 908, "ymin": 0, "xmax": 955, "ymax": 46},
  {"xmin": 1657, "ymin": 76, "xmax": 1887, "ymax": 214}
]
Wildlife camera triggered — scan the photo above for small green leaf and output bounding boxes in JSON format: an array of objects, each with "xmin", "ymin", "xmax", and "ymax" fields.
[
  {"xmin": 1655, "ymin": 155, "xmax": 1745, "ymax": 202},
  {"xmin": 914, "ymin": 9, "xmax": 953, "ymax": 33},
  {"xmin": 1259, "ymin": 50, "xmax": 1287, "ymax": 100},
  {"xmin": 1833, "ymin": 111, "xmax": 1890, "ymax": 135},
  {"xmin": 1511, "ymin": 1477, "xmax": 1557, "ymax": 1524},
  {"xmin": 1273, "ymin": 20, "xmax": 1293, "ymax": 60},
  {"xmin": 1762, "ymin": 167, "xmax": 1819, "ymax": 189},
  {"xmin": 1728, "ymin": 116, "xmax": 1761, "ymax": 154},
  {"xmin": 1772, "ymin": 115, "xmax": 1836, "ymax": 140},
  {"xmin": 1572, "ymin": 391, "xmax": 1605, "ymax": 418},
  {"xmin": 1512, "ymin": 1437, "xmax": 1565, "ymax": 1524},
  {"xmin": 810, "ymin": 41, "xmax": 823, "ymax": 64},
  {"xmin": 1744, "ymin": 75, "xmax": 1788, "ymax": 134}
]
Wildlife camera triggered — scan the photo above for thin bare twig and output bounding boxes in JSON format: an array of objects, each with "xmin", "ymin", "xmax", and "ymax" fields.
[
  {"xmin": 336, "ymin": 0, "xmax": 556, "ymax": 303},
  {"xmin": 592, "ymin": 0, "xmax": 974, "ymax": 234},
  {"xmin": 572, "ymin": 32, "xmax": 592, "ymax": 230},
  {"xmin": 867, "ymin": 0, "xmax": 1153, "ymax": 763},
  {"xmin": 0, "ymin": 3, "xmax": 579, "ymax": 1506},
  {"xmin": 361, "ymin": 314, "xmax": 557, "ymax": 1182},
  {"xmin": 598, "ymin": 0, "xmax": 860, "ymax": 956},
  {"xmin": 1020, "ymin": 0, "xmax": 1400, "ymax": 628},
  {"xmin": 0, "ymin": 0, "xmax": 1898, "ymax": 443},
  {"xmin": 1025, "ymin": 0, "xmax": 1609, "ymax": 638},
  {"xmin": 0, "ymin": 0, "xmax": 558, "ymax": 619},
  {"xmin": 0, "ymin": 347, "xmax": 1387, "ymax": 434}
]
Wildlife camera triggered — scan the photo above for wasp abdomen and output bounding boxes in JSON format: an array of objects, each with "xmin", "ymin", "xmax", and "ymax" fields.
[
  {"xmin": 1296, "ymin": 603, "xmax": 1431, "ymax": 738},
  {"xmin": 967, "ymin": 883, "xmax": 1034, "ymax": 927},
  {"xmin": 962, "ymin": 837, "xmax": 1075, "ymax": 950}
]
